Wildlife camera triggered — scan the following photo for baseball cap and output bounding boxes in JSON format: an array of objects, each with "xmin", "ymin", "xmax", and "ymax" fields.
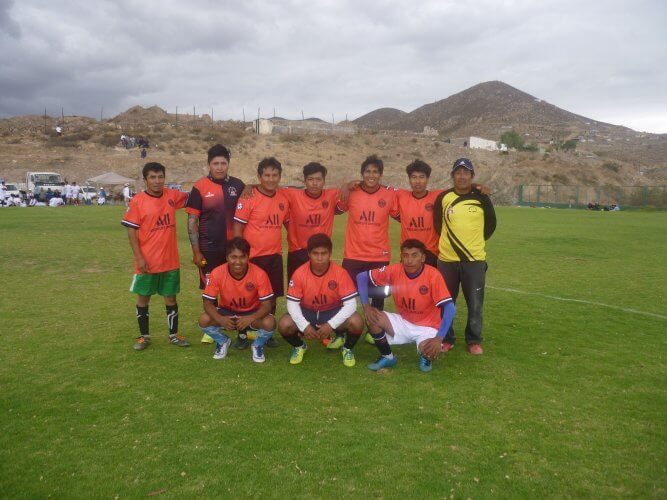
[{"xmin": 452, "ymin": 158, "xmax": 474, "ymax": 173}]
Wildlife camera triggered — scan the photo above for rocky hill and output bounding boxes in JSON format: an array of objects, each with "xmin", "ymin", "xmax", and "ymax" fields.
[{"xmin": 353, "ymin": 107, "xmax": 407, "ymax": 129}]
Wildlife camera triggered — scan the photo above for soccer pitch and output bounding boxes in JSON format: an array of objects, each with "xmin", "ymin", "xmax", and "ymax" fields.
[{"xmin": 1, "ymin": 206, "xmax": 665, "ymax": 498}]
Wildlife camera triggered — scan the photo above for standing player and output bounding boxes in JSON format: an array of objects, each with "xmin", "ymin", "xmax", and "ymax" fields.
[
  {"xmin": 123, "ymin": 183, "xmax": 132, "ymax": 206},
  {"xmin": 198, "ymin": 237, "xmax": 276, "ymax": 363},
  {"xmin": 357, "ymin": 239, "xmax": 456, "ymax": 372},
  {"xmin": 121, "ymin": 162, "xmax": 190, "ymax": 351},
  {"xmin": 279, "ymin": 234, "xmax": 364, "ymax": 367},
  {"xmin": 433, "ymin": 158, "xmax": 496, "ymax": 355},
  {"xmin": 186, "ymin": 144, "xmax": 245, "ymax": 343},
  {"xmin": 233, "ymin": 157, "xmax": 289, "ymax": 347}
]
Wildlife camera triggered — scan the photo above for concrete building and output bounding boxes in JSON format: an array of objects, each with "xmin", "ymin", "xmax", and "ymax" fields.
[
  {"xmin": 254, "ymin": 117, "xmax": 355, "ymax": 135},
  {"xmin": 450, "ymin": 136, "xmax": 499, "ymax": 151}
]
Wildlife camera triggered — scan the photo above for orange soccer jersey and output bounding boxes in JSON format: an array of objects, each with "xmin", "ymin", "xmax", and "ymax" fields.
[
  {"xmin": 286, "ymin": 261, "xmax": 358, "ymax": 312},
  {"xmin": 396, "ymin": 189, "xmax": 444, "ymax": 255},
  {"xmin": 337, "ymin": 186, "xmax": 398, "ymax": 262},
  {"xmin": 202, "ymin": 262, "xmax": 274, "ymax": 312},
  {"xmin": 369, "ymin": 263, "xmax": 451, "ymax": 329},
  {"xmin": 121, "ymin": 188, "xmax": 188, "ymax": 274},
  {"xmin": 233, "ymin": 187, "xmax": 289, "ymax": 258},
  {"xmin": 282, "ymin": 188, "xmax": 341, "ymax": 252}
]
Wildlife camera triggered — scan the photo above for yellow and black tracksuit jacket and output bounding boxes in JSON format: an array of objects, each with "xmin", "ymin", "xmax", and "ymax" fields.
[{"xmin": 433, "ymin": 188, "xmax": 496, "ymax": 262}]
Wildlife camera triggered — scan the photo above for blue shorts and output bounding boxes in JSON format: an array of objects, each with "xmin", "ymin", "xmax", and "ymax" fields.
[{"xmin": 302, "ymin": 306, "xmax": 345, "ymax": 332}]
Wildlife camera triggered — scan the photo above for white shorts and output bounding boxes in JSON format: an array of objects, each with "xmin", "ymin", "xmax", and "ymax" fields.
[{"xmin": 384, "ymin": 312, "xmax": 438, "ymax": 349}]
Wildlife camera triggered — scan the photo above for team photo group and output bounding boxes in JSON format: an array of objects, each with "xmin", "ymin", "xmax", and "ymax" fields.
[{"xmin": 121, "ymin": 144, "xmax": 496, "ymax": 372}]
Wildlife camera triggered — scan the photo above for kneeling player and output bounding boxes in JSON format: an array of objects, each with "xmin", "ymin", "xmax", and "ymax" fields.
[
  {"xmin": 279, "ymin": 233, "xmax": 364, "ymax": 367},
  {"xmin": 198, "ymin": 237, "xmax": 276, "ymax": 363},
  {"xmin": 357, "ymin": 239, "xmax": 456, "ymax": 372}
]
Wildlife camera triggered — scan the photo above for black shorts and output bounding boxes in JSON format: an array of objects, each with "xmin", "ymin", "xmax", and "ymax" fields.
[
  {"xmin": 424, "ymin": 250, "xmax": 438, "ymax": 268},
  {"xmin": 341, "ymin": 258, "xmax": 389, "ymax": 283},
  {"xmin": 287, "ymin": 249, "xmax": 309, "ymax": 281},
  {"xmin": 199, "ymin": 250, "xmax": 227, "ymax": 289},
  {"xmin": 302, "ymin": 306, "xmax": 346, "ymax": 332},
  {"xmin": 251, "ymin": 253, "xmax": 284, "ymax": 297},
  {"xmin": 217, "ymin": 307, "xmax": 259, "ymax": 317}
]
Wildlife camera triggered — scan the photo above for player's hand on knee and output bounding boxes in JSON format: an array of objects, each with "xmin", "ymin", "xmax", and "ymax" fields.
[
  {"xmin": 420, "ymin": 338, "xmax": 442, "ymax": 361},
  {"xmin": 303, "ymin": 325, "xmax": 318, "ymax": 340}
]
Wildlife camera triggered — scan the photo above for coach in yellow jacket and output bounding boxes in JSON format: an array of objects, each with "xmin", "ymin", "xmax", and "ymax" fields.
[{"xmin": 433, "ymin": 158, "xmax": 496, "ymax": 355}]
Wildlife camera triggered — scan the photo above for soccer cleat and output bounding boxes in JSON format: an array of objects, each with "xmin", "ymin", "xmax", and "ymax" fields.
[
  {"xmin": 289, "ymin": 345, "xmax": 306, "ymax": 365},
  {"xmin": 201, "ymin": 333, "xmax": 214, "ymax": 344},
  {"xmin": 419, "ymin": 355, "xmax": 433, "ymax": 373},
  {"xmin": 364, "ymin": 332, "xmax": 375, "ymax": 345},
  {"xmin": 213, "ymin": 338, "xmax": 232, "ymax": 360},
  {"xmin": 265, "ymin": 337, "xmax": 280, "ymax": 348},
  {"xmin": 251, "ymin": 343, "xmax": 265, "ymax": 363},
  {"xmin": 467, "ymin": 344, "xmax": 483, "ymax": 355},
  {"xmin": 441, "ymin": 342, "xmax": 454, "ymax": 353},
  {"xmin": 327, "ymin": 335, "xmax": 345, "ymax": 350},
  {"xmin": 133, "ymin": 336, "xmax": 151, "ymax": 351},
  {"xmin": 367, "ymin": 355, "xmax": 397, "ymax": 371},
  {"xmin": 234, "ymin": 335, "xmax": 249, "ymax": 350},
  {"xmin": 341, "ymin": 347, "xmax": 356, "ymax": 367},
  {"xmin": 169, "ymin": 335, "xmax": 190, "ymax": 347}
]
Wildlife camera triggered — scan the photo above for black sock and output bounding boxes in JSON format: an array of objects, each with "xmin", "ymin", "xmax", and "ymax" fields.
[
  {"xmin": 166, "ymin": 304, "xmax": 178, "ymax": 336},
  {"xmin": 370, "ymin": 330, "xmax": 392, "ymax": 356},
  {"xmin": 343, "ymin": 331, "xmax": 361, "ymax": 349},
  {"xmin": 136, "ymin": 306, "xmax": 149, "ymax": 337},
  {"xmin": 238, "ymin": 328, "xmax": 248, "ymax": 340},
  {"xmin": 281, "ymin": 333, "xmax": 305, "ymax": 348}
]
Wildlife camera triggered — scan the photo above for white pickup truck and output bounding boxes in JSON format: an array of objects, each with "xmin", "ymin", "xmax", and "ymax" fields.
[{"xmin": 26, "ymin": 172, "xmax": 66, "ymax": 201}]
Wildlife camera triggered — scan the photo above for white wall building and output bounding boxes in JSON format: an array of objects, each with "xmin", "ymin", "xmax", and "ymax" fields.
[{"xmin": 469, "ymin": 136, "xmax": 498, "ymax": 151}]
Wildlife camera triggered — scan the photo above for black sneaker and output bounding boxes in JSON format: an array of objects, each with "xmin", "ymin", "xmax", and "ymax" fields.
[
  {"xmin": 265, "ymin": 337, "xmax": 279, "ymax": 348},
  {"xmin": 234, "ymin": 335, "xmax": 249, "ymax": 350}
]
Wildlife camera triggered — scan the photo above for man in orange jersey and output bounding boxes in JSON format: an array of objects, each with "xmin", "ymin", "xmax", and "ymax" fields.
[
  {"xmin": 233, "ymin": 157, "xmax": 289, "ymax": 348},
  {"xmin": 121, "ymin": 162, "xmax": 190, "ymax": 351},
  {"xmin": 199, "ymin": 237, "xmax": 276, "ymax": 363},
  {"xmin": 279, "ymin": 234, "xmax": 364, "ymax": 367},
  {"xmin": 186, "ymin": 144, "xmax": 246, "ymax": 344},
  {"xmin": 337, "ymin": 155, "xmax": 398, "ymax": 309},
  {"xmin": 357, "ymin": 239, "xmax": 456, "ymax": 373}
]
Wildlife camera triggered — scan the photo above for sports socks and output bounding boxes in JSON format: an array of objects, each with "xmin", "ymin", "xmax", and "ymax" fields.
[
  {"xmin": 343, "ymin": 331, "xmax": 361, "ymax": 349},
  {"xmin": 200, "ymin": 325, "xmax": 229, "ymax": 345},
  {"xmin": 282, "ymin": 332, "xmax": 306, "ymax": 348},
  {"xmin": 253, "ymin": 329, "xmax": 274, "ymax": 347},
  {"xmin": 136, "ymin": 305, "xmax": 149, "ymax": 337},
  {"xmin": 166, "ymin": 304, "xmax": 179, "ymax": 336},
  {"xmin": 370, "ymin": 330, "xmax": 394, "ymax": 358}
]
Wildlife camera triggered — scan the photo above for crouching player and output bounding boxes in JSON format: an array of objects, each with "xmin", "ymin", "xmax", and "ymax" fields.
[
  {"xmin": 357, "ymin": 239, "xmax": 456, "ymax": 372},
  {"xmin": 279, "ymin": 234, "xmax": 364, "ymax": 367},
  {"xmin": 198, "ymin": 237, "xmax": 276, "ymax": 363}
]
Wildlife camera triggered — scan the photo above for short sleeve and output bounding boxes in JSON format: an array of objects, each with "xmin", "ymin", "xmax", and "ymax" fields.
[
  {"xmin": 233, "ymin": 197, "xmax": 252, "ymax": 224},
  {"xmin": 174, "ymin": 190, "xmax": 188, "ymax": 209},
  {"xmin": 202, "ymin": 272, "xmax": 220, "ymax": 301},
  {"xmin": 121, "ymin": 197, "xmax": 141, "ymax": 228},
  {"xmin": 257, "ymin": 269, "xmax": 274, "ymax": 301},
  {"xmin": 186, "ymin": 186, "xmax": 202, "ymax": 215},
  {"xmin": 389, "ymin": 188, "xmax": 400, "ymax": 219},
  {"xmin": 286, "ymin": 270, "xmax": 304, "ymax": 302},
  {"xmin": 369, "ymin": 265, "xmax": 392, "ymax": 287},
  {"xmin": 432, "ymin": 271, "xmax": 452, "ymax": 307},
  {"xmin": 337, "ymin": 267, "xmax": 358, "ymax": 301}
]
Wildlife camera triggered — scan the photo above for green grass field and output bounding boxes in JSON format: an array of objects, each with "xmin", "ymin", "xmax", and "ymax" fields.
[{"xmin": 1, "ymin": 206, "xmax": 665, "ymax": 498}]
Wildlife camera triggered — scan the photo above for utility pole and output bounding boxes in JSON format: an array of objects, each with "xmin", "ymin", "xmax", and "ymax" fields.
[
  {"xmin": 243, "ymin": 108, "xmax": 246, "ymax": 123},
  {"xmin": 175, "ymin": 106, "xmax": 178, "ymax": 128},
  {"xmin": 44, "ymin": 108, "xmax": 47, "ymax": 134},
  {"xmin": 100, "ymin": 107, "xmax": 103, "ymax": 122},
  {"xmin": 301, "ymin": 110, "xmax": 305, "ymax": 121}
]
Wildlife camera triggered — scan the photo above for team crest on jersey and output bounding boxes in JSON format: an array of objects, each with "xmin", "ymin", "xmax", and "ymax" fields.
[
  {"xmin": 245, "ymin": 282, "xmax": 255, "ymax": 291},
  {"xmin": 288, "ymin": 280, "xmax": 294, "ymax": 288},
  {"xmin": 228, "ymin": 186, "xmax": 238, "ymax": 197},
  {"xmin": 279, "ymin": 203, "xmax": 285, "ymax": 211},
  {"xmin": 237, "ymin": 203, "xmax": 243, "ymax": 210},
  {"xmin": 425, "ymin": 203, "xmax": 434, "ymax": 212},
  {"xmin": 168, "ymin": 199, "xmax": 175, "ymax": 207},
  {"xmin": 377, "ymin": 199, "xmax": 386, "ymax": 208},
  {"xmin": 322, "ymin": 200, "xmax": 329, "ymax": 209},
  {"xmin": 447, "ymin": 206, "xmax": 454, "ymax": 215},
  {"xmin": 328, "ymin": 280, "xmax": 338, "ymax": 290},
  {"xmin": 419, "ymin": 285, "xmax": 429, "ymax": 295}
]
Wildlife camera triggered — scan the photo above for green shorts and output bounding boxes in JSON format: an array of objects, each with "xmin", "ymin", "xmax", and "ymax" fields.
[{"xmin": 130, "ymin": 269, "xmax": 180, "ymax": 296}]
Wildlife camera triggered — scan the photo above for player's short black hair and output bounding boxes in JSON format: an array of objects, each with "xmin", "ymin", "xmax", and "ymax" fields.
[
  {"xmin": 142, "ymin": 162, "xmax": 165, "ymax": 179},
  {"xmin": 400, "ymin": 238, "xmax": 427, "ymax": 255},
  {"xmin": 207, "ymin": 144, "xmax": 231, "ymax": 163},
  {"xmin": 406, "ymin": 159, "xmax": 432, "ymax": 178},
  {"xmin": 226, "ymin": 237, "xmax": 251, "ymax": 256},
  {"xmin": 257, "ymin": 157, "xmax": 282, "ymax": 176},
  {"xmin": 361, "ymin": 155, "xmax": 383, "ymax": 175},
  {"xmin": 307, "ymin": 233, "xmax": 333, "ymax": 253},
  {"xmin": 303, "ymin": 162, "xmax": 327, "ymax": 179}
]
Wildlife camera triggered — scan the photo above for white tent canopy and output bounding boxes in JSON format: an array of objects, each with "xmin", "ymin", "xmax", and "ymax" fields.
[{"xmin": 86, "ymin": 172, "xmax": 135, "ymax": 185}]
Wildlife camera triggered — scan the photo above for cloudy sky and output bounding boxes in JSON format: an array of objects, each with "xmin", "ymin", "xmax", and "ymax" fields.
[{"xmin": 1, "ymin": 0, "xmax": 666, "ymax": 132}]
